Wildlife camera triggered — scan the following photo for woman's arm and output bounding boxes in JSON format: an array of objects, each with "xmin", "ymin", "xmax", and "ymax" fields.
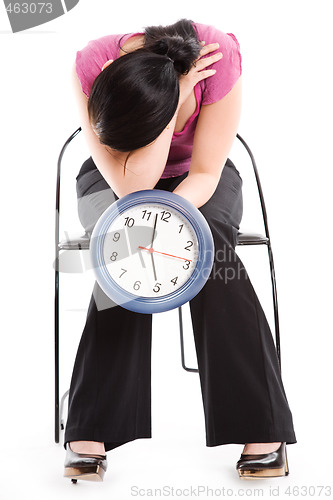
[
  {"xmin": 72, "ymin": 65, "xmax": 172, "ymax": 197},
  {"xmin": 173, "ymin": 76, "xmax": 242, "ymax": 208},
  {"xmin": 72, "ymin": 43, "xmax": 222, "ymax": 199}
]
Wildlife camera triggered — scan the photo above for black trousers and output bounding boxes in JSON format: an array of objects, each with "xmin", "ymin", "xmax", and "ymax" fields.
[{"xmin": 65, "ymin": 157, "xmax": 296, "ymax": 452}]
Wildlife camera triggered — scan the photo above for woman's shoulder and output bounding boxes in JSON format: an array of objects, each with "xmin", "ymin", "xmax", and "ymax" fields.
[
  {"xmin": 194, "ymin": 22, "xmax": 242, "ymax": 105},
  {"xmin": 75, "ymin": 33, "xmax": 124, "ymax": 97},
  {"xmin": 193, "ymin": 22, "xmax": 241, "ymax": 51}
]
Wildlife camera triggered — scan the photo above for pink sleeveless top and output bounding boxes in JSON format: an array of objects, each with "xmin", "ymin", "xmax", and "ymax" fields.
[{"xmin": 76, "ymin": 22, "xmax": 242, "ymax": 178}]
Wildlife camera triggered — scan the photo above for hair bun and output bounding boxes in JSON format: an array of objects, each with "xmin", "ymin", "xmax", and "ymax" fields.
[
  {"xmin": 144, "ymin": 20, "xmax": 201, "ymax": 75},
  {"xmin": 157, "ymin": 36, "xmax": 199, "ymax": 74}
]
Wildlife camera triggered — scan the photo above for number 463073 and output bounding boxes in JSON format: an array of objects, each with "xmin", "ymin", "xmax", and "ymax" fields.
[{"xmin": 6, "ymin": 3, "xmax": 53, "ymax": 14}]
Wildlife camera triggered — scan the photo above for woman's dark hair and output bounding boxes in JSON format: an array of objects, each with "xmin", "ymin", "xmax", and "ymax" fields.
[{"xmin": 88, "ymin": 19, "xmax": 201, "ymax": 153}]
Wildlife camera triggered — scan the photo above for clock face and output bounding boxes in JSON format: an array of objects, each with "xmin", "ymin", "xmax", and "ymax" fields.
[
  {"xmin": 102, "ymin": 202, "xmax": 199, "ymax": 298},
  {"xmin": 91, "ymin": 190, "xmax": 214, "ymax": 313}
]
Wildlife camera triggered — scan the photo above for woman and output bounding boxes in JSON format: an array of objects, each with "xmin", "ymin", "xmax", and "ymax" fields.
[{"xmin": 64, "ymin": 19, "xmax": 296, "ymax": 482}]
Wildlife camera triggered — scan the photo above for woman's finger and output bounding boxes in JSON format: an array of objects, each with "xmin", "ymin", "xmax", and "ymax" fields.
[
  {"xmin": 194, "ymin": 51, "xmax": 223, "ymax": 71},
  {"xmin": 199, "ymin": 42, "xmax": 220, "ymax": 57},
  {"xmin": 102, "ymin": 59, "xmax": 113, "ymax": 71},
  {"xmin": 193, "ymin": 68, "xmax": 217, "ymax": 85}
]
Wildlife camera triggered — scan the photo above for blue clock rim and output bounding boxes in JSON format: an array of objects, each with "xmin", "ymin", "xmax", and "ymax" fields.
[{"xmin": 90, "ymin": 189, "xmax": 214, "ymax": 314}]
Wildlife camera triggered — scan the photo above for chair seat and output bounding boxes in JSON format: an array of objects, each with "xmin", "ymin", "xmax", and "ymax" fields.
[
  {"xmin": 237, "ymin": 232, "xmax": 269, "ymax": 245},
  {"xmin": 58, "ymin": 234, "xmax": 90, "ymax": 250},
  {"xmin": 58, "ymin": 231, "xmax": 269, "ymax": 252}
]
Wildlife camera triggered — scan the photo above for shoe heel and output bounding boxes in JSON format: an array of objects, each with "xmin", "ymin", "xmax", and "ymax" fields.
[{"xmin": 285, "ymin": 448, "xmax": 289, "ymax": 475}]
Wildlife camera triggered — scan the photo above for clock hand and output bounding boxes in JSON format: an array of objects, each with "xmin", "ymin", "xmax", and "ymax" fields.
[
  {"xmin": 151, "ymin": 213, "xmax": 158, "ymax": 247},
  {"xmin": 138, "ymin": 244, "xmax": 158, "ymax": 280},
  {"xmin": 151, "ymin": 253, "xmax": 158, "ymax": 282},
  {"xmin": 148, "ymin": 213, "xmax": 159, "ymax": 282},
  {"xmin": 138, "ymin": 246, "xmax": 192, "ymax": 262}
]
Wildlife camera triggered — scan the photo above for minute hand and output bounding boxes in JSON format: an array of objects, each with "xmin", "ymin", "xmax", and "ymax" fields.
[
  {"xmin": 151, "ymin": 213, "xmax": 158, "ymax": 246},
  {"xmin": 138, "ymin": 246, "xmax": 192, "ymax": 262}
]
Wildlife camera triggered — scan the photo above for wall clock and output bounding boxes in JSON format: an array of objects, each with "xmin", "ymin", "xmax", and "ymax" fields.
[{"xmin": 90, "ymin": 189, "xmax": 214, "ymax": 313}]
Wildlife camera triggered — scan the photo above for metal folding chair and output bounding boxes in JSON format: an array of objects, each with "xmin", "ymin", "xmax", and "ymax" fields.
[{"xmin": 54, "ymin": 128, "xmax": 281, "ymax": 443}]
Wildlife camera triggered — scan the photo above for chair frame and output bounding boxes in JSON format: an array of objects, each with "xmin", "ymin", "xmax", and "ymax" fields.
[{"xmin": 54, "ymin": 128, "xmax": 281, "ymax": 444}]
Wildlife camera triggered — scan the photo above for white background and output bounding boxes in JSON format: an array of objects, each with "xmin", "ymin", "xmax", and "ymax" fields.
[{"xmin": 1, "ymin": 0, "xmax": 332, "ymax": 498}]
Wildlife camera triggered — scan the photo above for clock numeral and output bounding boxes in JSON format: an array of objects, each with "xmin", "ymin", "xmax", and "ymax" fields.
[
  {"xmin": 178, "ymin": 224, "xmax": 184, "ymax": 233},
  {"xmin": 160, "ymin": 211, "xmax": 171, "ymax": 222},
  {"xmin": 184, "ymin": 241, "xmax": 193, "ymax": 251},
  {"xmin": 113, "ymin": 232, "xmax": 120, "ymax": 242},
  {"xmin": 119, "ymin": 268, "xmax": 127, "ymax": 278},
  {"xmin": 110, "ymin": 252, "xmax": 118, "ymax": 261},
  {"xmin": 183, "ymin": 260, "xmax": 191, "ymax": 270},
  {"xmin": 133, "ymin": 280, "xmax": 141, "ymax": 291},
  {"xmin": 171, "ymin": 276, "xmax": 178, "ymax": 286},
  {"xmin": 142, "ymin": 210, "xmax": 152, "ymax": 220},
  {"xmin": 153, "ymin": 282, "xmax": 162, "ymax": 293},
  {"xmin": 124, "ymin": 217, "xmax": 135, "ymax": 227}
]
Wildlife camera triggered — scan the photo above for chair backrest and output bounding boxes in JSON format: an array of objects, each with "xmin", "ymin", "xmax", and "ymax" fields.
[
  {"xmin": 235, "ymin": 134, "xmax": 271, "ymax": 240},
  {"xmin": 56, "ymin": 127, "xmax": 87, "ymax": 245}
]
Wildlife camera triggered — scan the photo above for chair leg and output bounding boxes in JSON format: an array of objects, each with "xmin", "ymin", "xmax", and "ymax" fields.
[
  {"xmin": 266, "ymin": 241, "xmax": 281, "ymax": 367},
  {"xmin": 55, "ymin": 268, "xmax": 60, "ymax": 443},
  {"xmin": 60, "ymin": 390, "xmax": 69, "ymax": 431},
  {"xmin": 178, "ymin": 307, "xmax": 198, "ymax": 373},
  {"xmin": 178, "ymin": 242, "xmax": 282, "ymax": 374}
]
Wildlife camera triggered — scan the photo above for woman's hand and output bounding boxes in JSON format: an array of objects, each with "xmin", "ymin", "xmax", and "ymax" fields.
[{"xmin": 178, "ymin": 42, "xmax": 223, "ymax": 107}]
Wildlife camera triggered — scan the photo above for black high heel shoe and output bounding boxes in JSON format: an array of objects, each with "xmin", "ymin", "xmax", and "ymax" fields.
[
  {"xmin": 236, "ymin": 442, "xmax": 289, "ymax": 479},
  {"xmin": 64, "ymin": 443, "xmax": 108, "ymax": 483}
]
